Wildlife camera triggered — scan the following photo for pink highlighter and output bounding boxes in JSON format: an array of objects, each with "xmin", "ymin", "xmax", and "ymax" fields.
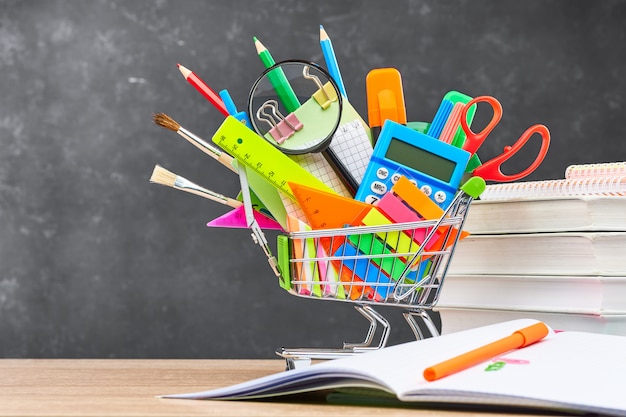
[{"xmin": 375, "ymin": 192, "xmax": 439, "ymax": 250}]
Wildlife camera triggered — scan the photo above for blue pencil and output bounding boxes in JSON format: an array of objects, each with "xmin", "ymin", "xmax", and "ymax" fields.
[{"xmin": 319, "ymin": 25, "xmax": 348, "ymax": 99}]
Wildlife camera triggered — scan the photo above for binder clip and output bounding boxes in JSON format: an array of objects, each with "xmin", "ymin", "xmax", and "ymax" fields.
[
  {"xmin": 303, "ymin": 65, "xmax": 338, "ymax": 110},
  {"xmin": 256, "ymin": 100, "xmax": 303, "ymax": 145}
]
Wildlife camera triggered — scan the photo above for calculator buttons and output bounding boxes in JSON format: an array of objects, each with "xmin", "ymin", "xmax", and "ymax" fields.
[
  {"xmin": 370, "ymin": 181, "xmax": 387, "ymax": 195},
  {"xmin": 391, "ymin": 173, "xmax": 402, "ymax": 184},
  {"xmin": 365, "ymin": 195, "xmax": 380, "ymax": 204},
  {"xmin": 376, "ymin": 167, "xmax": 389, "ymax": 180},
  {"xmin": 420, "ymin": 185, "xmax": 432, "ymax": 196},
  {"xmin": 434, "ymin": 190, "xmax": 447, "ymax": 204}
]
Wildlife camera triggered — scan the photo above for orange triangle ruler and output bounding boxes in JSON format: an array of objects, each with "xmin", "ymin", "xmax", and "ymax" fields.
[{"xmin": 289, "ymin": 182, "xmax": 371, "ymax": 229}]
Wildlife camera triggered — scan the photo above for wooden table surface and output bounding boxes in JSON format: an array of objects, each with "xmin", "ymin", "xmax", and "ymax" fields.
[{"xmin": 0, "ymin": 359, "xmax": 560, "ymax": 416}]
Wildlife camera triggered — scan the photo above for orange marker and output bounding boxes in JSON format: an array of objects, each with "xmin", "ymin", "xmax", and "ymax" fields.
[
  {"xmin": 423, "ymin": 322, "xmax": 549, "ymax": 381},
  {"xmin": 366, "ymin": 68, "xmax": 407, "ymax": 143}
]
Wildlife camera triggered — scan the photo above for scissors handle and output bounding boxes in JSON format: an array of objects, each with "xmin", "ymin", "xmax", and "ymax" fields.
[
  {"xmin": 473, "ymin": 124, "xmax": 551, "ymax": 182},
  {"xmin": 461, "ymin": 96, "xmax": 503, "ymax": 156}
]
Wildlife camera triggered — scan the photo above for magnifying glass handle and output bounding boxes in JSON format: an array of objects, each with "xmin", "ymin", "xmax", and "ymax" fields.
[{"xmin": 323, "ymin": 148, "xmax": 359, "ymax": 196}]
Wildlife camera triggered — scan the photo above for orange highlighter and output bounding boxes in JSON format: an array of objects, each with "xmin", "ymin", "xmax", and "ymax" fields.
[
  {"xmin": 366, "ymin": 68, "xmax": 407, "ymax": 143},
  {"xmin": 423, "ymin": 322, "xmax": 549, "ymax": 381}
]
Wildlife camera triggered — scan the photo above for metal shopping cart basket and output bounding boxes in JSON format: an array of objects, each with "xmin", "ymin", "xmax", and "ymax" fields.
[{"xmin": 236, "ymin": 164, "xmax": 485, "ymax": 369}]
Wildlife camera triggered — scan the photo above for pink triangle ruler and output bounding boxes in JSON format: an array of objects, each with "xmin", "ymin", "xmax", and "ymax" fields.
[{"xmin": 207, "ymin": 205, "xmax": 284, "ymax": 231}]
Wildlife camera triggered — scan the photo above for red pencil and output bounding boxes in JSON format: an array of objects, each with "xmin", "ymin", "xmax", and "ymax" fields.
[{"xmin": 177, "ymin": 63, "xmax": 229, "ymax": 117}]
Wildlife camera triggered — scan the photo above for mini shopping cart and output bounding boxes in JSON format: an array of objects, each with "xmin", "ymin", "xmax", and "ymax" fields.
[{"xmin": 236, "ymin": 165, "xmax": 484, "ymax": 369}]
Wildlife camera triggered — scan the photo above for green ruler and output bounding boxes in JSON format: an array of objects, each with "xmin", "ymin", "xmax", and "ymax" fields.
[{"xmin": 212, "ymin": 116, "xmax": 336, "ymax": 201}]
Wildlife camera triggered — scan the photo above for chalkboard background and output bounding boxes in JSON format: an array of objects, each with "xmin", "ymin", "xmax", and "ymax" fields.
[{"xmin": 1, "ymin": 0, "xmax": 625, "ymax": 358}]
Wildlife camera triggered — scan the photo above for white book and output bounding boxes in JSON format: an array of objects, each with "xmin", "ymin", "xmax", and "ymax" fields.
[
  {"xmin": 163, "ymin": 319, "xmax": 626, "ymax": 416},
  {"xmin": 464, "ymin": 196, "xmax": 626, "ymax": 234},
  {"xmin": 437, "ymin": 308, "xmax": 626, "ymax": 336},
  {"xmin": 478, "ymin": 176, "xmax": 626, "ymax": 200},
  {"xmin": 438, "ymin": 274, "xmax": 626, "ymax": 314},
  {"xmin": 448, "ymin": 232, "xmax": 626, "ymax": 276}
]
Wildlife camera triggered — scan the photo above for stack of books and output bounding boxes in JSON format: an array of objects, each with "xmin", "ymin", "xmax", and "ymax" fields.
[{"xmin": 435, "ymin": 162, "xmax": 626, "ymax": 334}]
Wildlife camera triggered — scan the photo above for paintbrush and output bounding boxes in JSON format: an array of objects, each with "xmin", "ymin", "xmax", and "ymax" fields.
[
  {"xmin": 150, "ymin": 164, "xmax": 242, "ymax": 208},
  {"xmin": 152, "ymin": 113, "xmax": 237, "ymax": 173}
]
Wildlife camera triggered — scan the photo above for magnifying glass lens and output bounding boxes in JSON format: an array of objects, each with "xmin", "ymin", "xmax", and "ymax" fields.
[{"xmin": 248, "ymin": 61, "xmax": 343, "ymax": 155}]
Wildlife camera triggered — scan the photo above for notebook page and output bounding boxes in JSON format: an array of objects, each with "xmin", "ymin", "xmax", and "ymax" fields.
[
  {"xmin": 328, "ymin": 119, "xmax": 373, "ymax": 184},
  {"xmin": 162, "ymin": 319, "xmax": 545, "ymax": 400},
  {"xmin": 409, "ymin": 331, "xmax": 626, "ymax": 416}
]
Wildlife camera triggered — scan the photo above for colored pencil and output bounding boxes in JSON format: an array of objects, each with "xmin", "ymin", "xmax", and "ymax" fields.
[
  {"xmin": 177, "ymin": 64, "xmax": 229, "ymax": 117},
  {"xmin": 253, "ymin": 37, "xmax": 300, "ymax": 112},
  {"xmin": 319, "ymin": 25, "xmax": 347, "ymax": 98}
]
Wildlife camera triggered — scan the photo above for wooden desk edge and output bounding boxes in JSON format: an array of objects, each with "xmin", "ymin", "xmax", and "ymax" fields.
[{"xmin": 0, "ymin": 359, "xmax": 555, "ymax": 417}]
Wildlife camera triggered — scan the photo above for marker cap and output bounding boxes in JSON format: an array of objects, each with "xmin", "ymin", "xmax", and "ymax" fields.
[{"xmin": 366, "ymin": 68, "xmax": 407, "ymax": 128}]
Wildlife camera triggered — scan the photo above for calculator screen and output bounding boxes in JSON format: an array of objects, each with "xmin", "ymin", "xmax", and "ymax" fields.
[{"xmin": 385, "ymin": 138, "xmax": 457, "ymax": 183}]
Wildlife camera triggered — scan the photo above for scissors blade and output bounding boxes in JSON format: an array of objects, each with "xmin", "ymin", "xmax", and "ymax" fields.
[{"xmin": 472, "ymin": 124, "xmax": 551, "ymax": 182}]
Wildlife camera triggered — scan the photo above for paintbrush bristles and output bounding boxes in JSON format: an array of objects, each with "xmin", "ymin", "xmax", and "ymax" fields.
[
  {"xmin": 149, "ymin": 164, "xmax": 243, "ymax": 208},
  {"xmin": 152, "ymin": 113, "xmax": 237, "ymax": 173},
  {"xmin": 150, "ymin": 164, "xmax": 177, "ymax": 187},
  {"xmin": 152, "ymin": 113, "xmax": 180, "ymax": 132}
]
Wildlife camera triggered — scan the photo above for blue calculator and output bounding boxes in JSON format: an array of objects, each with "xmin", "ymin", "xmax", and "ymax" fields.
[{"xmin": 355, "ymin": 120, "xmax": 471, "ymax": 209}]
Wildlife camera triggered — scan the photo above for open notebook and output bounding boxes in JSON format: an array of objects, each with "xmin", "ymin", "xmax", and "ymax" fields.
[{"xmin": 162, "ymin": 319, "xmax": 626, "ymax": 416}]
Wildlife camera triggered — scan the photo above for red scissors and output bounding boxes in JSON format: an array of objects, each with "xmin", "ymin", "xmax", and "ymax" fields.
[{"xmin": 460, "ymin": 95, "xmax": 550, "ymax": 182}]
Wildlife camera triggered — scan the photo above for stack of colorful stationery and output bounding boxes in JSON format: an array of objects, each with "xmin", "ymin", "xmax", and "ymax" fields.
[{"xmin": 437, "ymin": 161, "xmax": 626, "ymax": 335}]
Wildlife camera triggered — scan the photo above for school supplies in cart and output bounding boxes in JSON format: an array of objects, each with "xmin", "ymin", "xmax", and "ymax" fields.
[
  {"xmin": 166, "ymin": 109, "xmax": 486, "ymax": 368},
  {"xmin": 251, "ymin": 171, "xmax": 485, "ymax": 369},
  {"xmin": 148, "ymin": 25, "xmax": 552, "ymax": 368}
]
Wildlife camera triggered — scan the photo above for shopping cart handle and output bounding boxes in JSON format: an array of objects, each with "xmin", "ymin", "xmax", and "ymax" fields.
[{"xmin": 460, "ymin": 176, "xmax": 486, "ymax": 199}]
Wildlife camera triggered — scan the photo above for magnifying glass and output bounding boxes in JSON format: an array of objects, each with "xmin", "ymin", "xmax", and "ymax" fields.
[{"xmin": 248, "ymin": 60, "xmax": 358, "ymax": 195}]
